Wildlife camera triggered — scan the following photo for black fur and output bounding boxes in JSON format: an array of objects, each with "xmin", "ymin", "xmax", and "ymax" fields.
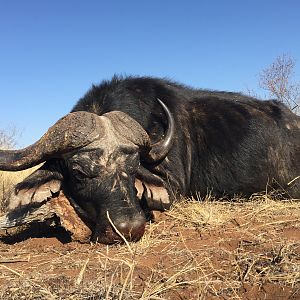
[
  {"xmin": 72, "ymin": 76, "xmax": 300, "ymax": 199},
  {"xmin": 12, "ymin": 76, "xmax": 300, "ymax": 243}
]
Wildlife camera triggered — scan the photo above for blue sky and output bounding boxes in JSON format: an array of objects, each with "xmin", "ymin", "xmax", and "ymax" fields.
[{"xmin": 1, "ymin": 0, "xmax": 300, "ymax": 147}]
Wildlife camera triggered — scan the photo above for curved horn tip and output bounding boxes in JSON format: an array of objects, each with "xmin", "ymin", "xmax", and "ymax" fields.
[{"xmin": 144, "ymin": 98, "xmax": 175, "ymax": 163}]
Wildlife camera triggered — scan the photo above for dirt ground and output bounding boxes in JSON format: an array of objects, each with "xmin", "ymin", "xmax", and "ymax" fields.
[{"xmin": 0, "ymin": 196, "xmax": 299, "ymax": 300}]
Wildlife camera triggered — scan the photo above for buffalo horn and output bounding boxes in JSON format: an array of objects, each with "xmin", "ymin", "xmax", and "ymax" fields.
[
  {"xmin": 0, "ymin": 111, "xmax": 100, "ymax": 171},
  {"xmin": 144, "ymin": 98, "xmax": 175, "ymax": 163}
]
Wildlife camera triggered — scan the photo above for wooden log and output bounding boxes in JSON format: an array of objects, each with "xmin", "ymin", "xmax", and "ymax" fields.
[
  {"xmin": 49, "ymin": 193, "xmax": 92, "ymax": 242},
  {"xmin": 0, "ymin": 192, "xmax": 92, "ymax": 243}
]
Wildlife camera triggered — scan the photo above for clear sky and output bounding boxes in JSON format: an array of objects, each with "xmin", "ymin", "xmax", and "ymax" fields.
[{"xmin": 1, "ymin": 0, "xmax": 300, "ymax": 147}]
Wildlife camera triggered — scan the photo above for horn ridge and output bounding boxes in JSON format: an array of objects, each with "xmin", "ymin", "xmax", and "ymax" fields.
[{"xmin": 0, "ymin": 111, "xmax": 99, "ymax": 171}]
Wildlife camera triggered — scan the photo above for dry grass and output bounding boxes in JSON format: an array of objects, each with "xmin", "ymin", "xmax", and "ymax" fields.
[
  {"xmin": 0, "ymin": 170, "xmax": 299, "ymax": 299},
  {"xmin": 0, "ymin": 168, "xmax": 38, "ymax": 211}
]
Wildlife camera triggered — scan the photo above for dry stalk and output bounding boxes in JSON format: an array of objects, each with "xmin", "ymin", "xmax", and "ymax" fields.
[
  {"xmin": 75, "ymin": 258, "xmax": 89, "ymax": 285},
  {"xmin": 0, "ymin": 264, "xmax": 56, "ymax": 299},
  {"xmin": 97, "ymin": 251, "xmax": 136, "ymax": 300},
  {"xmin": 106, "ymin": 211, "xmax": 133, "ymax": 255},
  {"xmin": 142, "ymin": 260, "xmax": 209, "ymax": 299}
]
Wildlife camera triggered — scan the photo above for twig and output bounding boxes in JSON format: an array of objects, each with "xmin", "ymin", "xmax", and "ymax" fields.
[
  {"xmin": 75, "ymin": 258, "xmax": 89, "ymax": 285},
  {"xmin": 106, "ymin": 211, "xmax": 133, "ymax": 255},
  {"xmin": 242, "ymin": 259, "xmax": 257, "ymax": 281},
  {"xmin": 0, "ymin": 259, "xmax": 29, "ymax": 263},
  {"xmin": 0, "ymin": 264, "xmax": 56, "ymax": 299},
  {"xmin": 0, "ymin": 264, "xmax": 23, "ymax": 277},
  {"xmin": 288, "ymin": 176, "xmax": 300, "ymax": 186},
  {"xmin": 257, "ymin": 218, "xmax": 299, "ymax": 228}
]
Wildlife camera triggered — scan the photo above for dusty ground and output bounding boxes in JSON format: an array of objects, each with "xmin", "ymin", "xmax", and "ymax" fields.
[{"xmin": 0, "ymin": 195, "xmax": 299, "ymax": 300}]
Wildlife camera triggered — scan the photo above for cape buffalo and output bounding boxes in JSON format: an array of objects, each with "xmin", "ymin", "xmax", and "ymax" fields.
[{"xmin": 0, "ymin": 76, "xmax": 299, "ymax": 243}]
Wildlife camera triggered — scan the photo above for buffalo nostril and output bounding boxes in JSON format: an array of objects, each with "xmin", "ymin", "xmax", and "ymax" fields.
[
  {"xmin": 115, "ymin": 216, "xmax": 146, "ymax": 242},
  {"xmin": 92, "ymin": 214, "xmax": 146, "ymax": 244}
]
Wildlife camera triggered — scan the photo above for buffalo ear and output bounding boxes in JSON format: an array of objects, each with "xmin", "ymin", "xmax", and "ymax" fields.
[
  {"xmin": 5, "ymin": 160, "xmax": 63, "ymax": 212},
  {"xmin": 135, "ymin": 178, "xmax": 171, "ymax": 211}
]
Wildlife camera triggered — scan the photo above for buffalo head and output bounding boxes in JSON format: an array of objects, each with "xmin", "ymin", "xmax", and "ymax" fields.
[{"xmin": 0, "ymin": 99, "xmax": 174, "ymax": 243}]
